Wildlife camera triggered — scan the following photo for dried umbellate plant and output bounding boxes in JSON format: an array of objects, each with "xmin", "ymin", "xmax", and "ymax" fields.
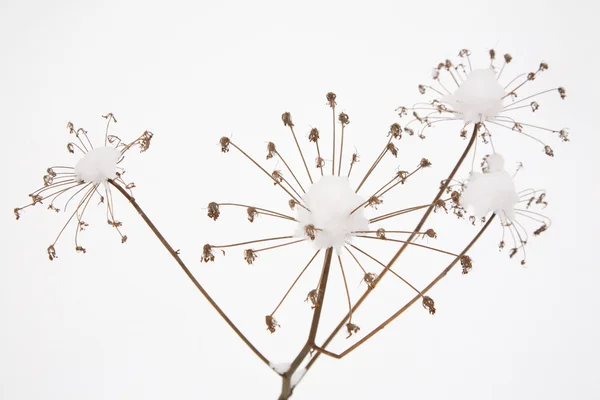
[{"xmin": 15, "ymin": 48, "xmax": 567, "ymax": 399}]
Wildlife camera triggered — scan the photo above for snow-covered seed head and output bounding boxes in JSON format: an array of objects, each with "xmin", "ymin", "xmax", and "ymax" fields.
[
  {"xmin": 266, "ymin": 142, "xmax": 277, "ymax": 159},
  {"xmin": 443, "ymin": 68, "xmax": 505, "ymax": 123},
  {"xmin": 422, "ymin": 296, "xmax": 436, "ymax": 315},
  {"xmin": 220, "ymin": 137, "xmax": 231, "ymax": 153},
  {"xmin": 247, "ymin": 207, "xmax": 259, "ymax": 223},
  {"xmin": 207, "ymin": 202, "xmax": 220, "ymax": 221},
  {"xmin": 244, "ymin": 249, "xmax": 257, "ymax": 264},
  {"xmin": 201, "ymin": 244, "xmax": 215, "ymax": 262},
  {"xmin": 74, "ymin": 146, "xmax": 121, "ymax": 184},
  {"xmin": 305, "ymin": 289, "xmax": 320, "ymax": 309},
  {"xmin": 265, "ymin": 315, "xmax": 279, "ymax": 333},
  {"xmin": 460, "ymin": 255, "xmax": 473, "ymax": 274},
  {"xmin": 16, "ymin": 115, "xmax": 148, "ymax": 258},
  {"xmin": 346, "ymin": 322, "xmax": 360, "ymax": 339},
  {"xmin": 281, "ymin": 112, "xmax": 294, "ymax": 127},
  {"xmin": 295, "ymin": 176, "xmax": 369, "ymax": 253}
]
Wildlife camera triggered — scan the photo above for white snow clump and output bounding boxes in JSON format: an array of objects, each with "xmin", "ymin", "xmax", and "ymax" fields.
[
  {"xmin": 269, "ymin": 362, "xmax": 290, "ymax": 375},
  {"xmin": 74, "ymin": 147, "xmax": 121, "ymax": 184},
  {"xmin": 460, "ymin": 153, "xmax": 519, "ymax": 224},
  {"xmin": 443, "ymin": 68, "xmax": 505, "ymax": 123},
  {"xmin": 296, "ymin": 176, "xmax": 368, "ymax": 253}
]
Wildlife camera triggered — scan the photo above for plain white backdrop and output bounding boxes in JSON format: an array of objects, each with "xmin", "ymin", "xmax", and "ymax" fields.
[{"xmin": 1, "ymin": 0, "xmax": 598, "ymax": 399}]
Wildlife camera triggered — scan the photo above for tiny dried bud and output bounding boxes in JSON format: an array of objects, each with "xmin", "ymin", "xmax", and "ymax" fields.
[
  {"xmin": 386, "ymin": 143, "xmax": 398, "ymax": 157},
  {"xmin": 444, "ymin": 59, "xmax": 452, "ymax": 69},
  {"xmin": 281, "ymin": 112, "xmax": 294, "ymax": 127},
  {"xmin": 458, "ymin": 49, "xmax": 471, "ymax": 57},
  {"xmin": 396, "ymin": 106, "xmax": 407, "ymax": 116},
  {"xmin": 201, "ymin": 244, "xmax": 215, "ymax": 262},
  {"xmin": 536, "ymin": 193, "xmax": 547, "ymax": 207},
  {"xmin": 346, "ymin": 323, "xmax": 360, "ymax": 339},
  {"xmin": 288, "ymin": 199, "xmax": 297, "ymax": 210},
  {"xmin": 504, "ymin": 53, "xmax": 512, "ymax": 63},
  {"xmin": 75, "ymin": 246, "xmax": 87, "ymax": 254},
  {"xmin": 509, "ymin": 248, "xmax": 518, "ymax": 258},
  {"xmin": 351, "ymin": 153, "xmax": 359, "ymax": 164},
  {"xmin": 266, "ymin": 142, "xmax": 277, "ymax": 159},
  {"xmin": 326, "ymin": 92, "xmax": 337, "ymax": 108},
  {"xmin": 396, "ymin": 170, "xmax": 408, "ymax": 183},
  {"xmin": 534, "ymin": 224, "xmax": 548, "ymax": 236},
  {"xmin": 460, "ymin": 129, "xmax": 467, "ymax": 139},
  {"xmin": 316, "ymin": 157, "xmax": 325, "ymax": 168},
  {"xmin": 367, "ymin": 196, "xmax": 383, "ymax": 209},
  {"xmin": 539, "ymin": 61, "xmax": 549, "ymax": 71},
  {"xmin": 489, "ymin": 49, "xmax": 496, "ymax": 60},
  {"xmin": 78, "ymin": 221, "xmax": 89, "ymax": 231},
  {"xmin": 499, "ymin": 240, "xmax": 505, "ymax": 250},
  {"xmin": 527, "ymin": 72, "xmax": 536, "ymax": 81},
  {"xmin": 47, "ymin": 168, "xmax": 57, "ymax": 177},
  {"xmin": 451, "ymin": 191, "xmax": 461, "ymax": 205},
  {"xmin": 121, "ymin": 235, "xmax": 128, "ymax": 244},
  {"xmin": 434, "ymin": 199, "xmax": 447, "ymax": 213},
  {"xmin": 362, "ymin": 272, "xmax": 378, "ymax": 289},
  {"xmin": 207, "ymin": 202, "xmax": 220, "ymax": 221},
  {"xmin": 558, "ymin": 129, "xmax": 569, "ymax": 142},
  {"xmin": 47, "ymin": 245, "xmax": 57, "ymax": 261},
  {"xmin": 244, "ymin": 249, "xmax": 257, "ymax": 264},
  {"xmin": 305, "ymin": 289, "xmax": 320, "ymax": 309},
  {"xmin": 14, "ymin": 207, "xmax": 21, "ymax": 220},
  {"xmin": 512, "ymin": 122, "xmax": 523, "ymax": 132},
  {"xmin": 30, "ymin": 194, "xmax": 43, "ymax": 205},
  {"xmin": 420, "ymin": 158, "xmax": 432, "ymax": 168},
  {"xmin": 308, "ymin": 128, "xmax": 320, "ymax": 142},
  {"xmin": 67, "ymin": 143, "xmax": 75, "ymax": 154},
  {"xmin": 272, "ymin": 170, "xmax": 284, "ymax": 184},
  {"xmin": 48, "ymin": 204, "xmax": 59, "ymax": 213},
  {"xmin": 432, "ymin": 68, "xmax": 440, "ymax": 80},
  {"xmin": 418, "ymin": 84, "xmax": 426, "ymax": 95},
  {"xmin": 376, "ymin": 228, "xmax": 386, "ymax": 240},
  {"xmin": 265, "ymin": 315, "xmax": 279, "ymax": 333},
  {"xmin": 338, "ymin": 112, "xmax": 350, "ymax": 126},
  {"xmin": 422, "ymin": 296, "xmax": 436, "ymax": 315},
  {"xmin": 544, "ymin": 145, "xmax": 554, "ymax": 157},
  {"xmin": 404, "ymin": 127, "xmax": 415, "ymax": 136},
  {"xmin": 220, "ymin": 137, "xmax": 231, "ymax": 153},
  {"xmin": 530, "ymin": 101, "xmax": 539, "ymax": 112},
  {"xmin": 247, "ymin": 207, "xmax": 258, "ymax": 223},
  {"xmin": 388, "ymin": 123, "xmax": 402, "ymax": 139},
  {"xmin": 424, "ymin": 229, "xmax": 437, "ymax": 239},
  {"xmin": 469, "ymin": 215, "xmax": 476, "ymax": 225},
  {"xmin": 139, "ymin": 130, "xmax": 153, "ymax": 152},
  {"xmin": 304, "ymin": 224, "xmax": 317, "ymax": 240},
  {"xmin": 460, "ymin": 255, "xmax": 472, "ymax": 275},
  {"xmin": 558, "ymin": 87, "xmax": 566, "ymax": 99}
]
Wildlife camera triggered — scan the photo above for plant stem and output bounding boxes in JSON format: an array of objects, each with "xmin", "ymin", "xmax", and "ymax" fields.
[
  {"xmin": 279, "ymin": 247, "xmax": 333, "ymax": 400},
  {"xmin": 108, "ymin": 179, "xmax": 271, "ymax": 367}
]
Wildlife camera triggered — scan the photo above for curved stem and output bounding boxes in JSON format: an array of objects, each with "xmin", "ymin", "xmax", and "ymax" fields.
[{"xmin": 108, "ymin": 179, "xmax": 271, "ymax": 367}]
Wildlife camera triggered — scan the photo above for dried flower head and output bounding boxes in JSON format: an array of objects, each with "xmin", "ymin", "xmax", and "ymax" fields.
[
  {"xmin": 244, "ymin": 249, "xmax": 258, "ymax": 264},
  {"xmin": 362, "ymin": 272, "xmax": 378, "ymax": 289},
  {"xmin": 247, "ymin": 207, "xmax": 259, "ymax": 223},
  {"xmin": 346, "ymin": 322, "xmax": 360, "ymax": 339},
  {"xmin": 281, "ymin": 112, "xmax": 294, "ymax": 127},
  {"xmin": 460, "ymin": 255, "xmax": 473, "ymax": 274},
  {"xmin": 305, "ymin": 289, "xmax": 321, "ymax": 309},
  {"xmin": 207, "ymin": 202, "xmax": 220, "ymax": 221},
  {"xmin": 265, "ymin": 315, "xmax": 280, "ymax": 333},
  {"xmin": 202, "ymin": 244, "xmax": 215, "ymax": 263},
  {"xmin": 397, "ymin": 48, "xmax": 568, "ymax": 158},
  {"xmin": 422, "ymin": 296, "xmax": 436, "ymax": 315},
  {"xmin": 15, "ymin": 114, "xmax": 151, "ymax": 259}
]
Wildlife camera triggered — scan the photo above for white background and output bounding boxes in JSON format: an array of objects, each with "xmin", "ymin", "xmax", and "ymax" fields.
[{"xmin": 1, "ymin": 0, "xmax": 598, "ymax": 399}]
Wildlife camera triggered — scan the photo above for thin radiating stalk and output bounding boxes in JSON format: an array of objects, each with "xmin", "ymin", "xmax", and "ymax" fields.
[
  {"xmin": 288, "ymin": 126, "xmax": 313, "ymax": 185},
  {"xmin": 107, "ymin": 179, "xmax": 271, "ymax": 367}
]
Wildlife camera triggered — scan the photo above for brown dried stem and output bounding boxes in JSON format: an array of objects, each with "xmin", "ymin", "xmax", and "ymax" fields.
[{"xmin": 107, "ymin": 179, "xmax": 271, "ymax": 367}]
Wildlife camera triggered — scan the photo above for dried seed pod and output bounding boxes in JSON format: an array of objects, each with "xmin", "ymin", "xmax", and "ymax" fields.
[
  {"xmin": 207, "ymin": 202, "xmax": 220, "ymax": 221},
  {"xmin": 424, "ymin": 229, "xmax": 437, "ymax": 239},
  {"xmin": 326, "ymin": 92, "xmax": 337, "ymax": 108},
  {"xmin": 288, "ymin": 199, "xmax": 297, "ymax": 210},
  {"xmin": 265, "ymin": 315, "xmax": 280, "ymax": 333},
  {"xmin": 201, "ymin": 244, "xmax": 215, "ymax": 262},
  {"xmin": 534, "ymin": 224, "xmax": 548, "ymax": 236},
  {"xmin": 338, "ymin": 112, "xmax": 350, "ymax": 126},
  {"xmin": 376, "ymin": 228, "xmax": 386, "ymax": 240},
  {"xmin": 305, "ymin": 289, "xmax": 320, "ymax": 309},
  {"xmin": 281, "ymin": 112, "xmax": 294, "ymax": 127},
  {"xmin": 367, "ymin": 196, "xmax": 383, "ymax": 209},
  {"xmin": 247, "ymin": 207, "xmax": 258, "ymax": 223},
  {"xmin": 388, "ymin": 123, "xmax": 402, "ymax": 139},
  {"xmin": 422, "ymin": 296, "xmax": 436, "ymax": 315},
  {"xmin": 266, "ymin": 142, "xmax": 277, "ymax": 159},
  {"xmin": 544, "ymin": 145, "xmax": 554, "ymax": 157},
  {"xmin": 220, "ymin": 137, "xmax": 231, "ymax": 153},
  {"xmin": 558, "ymin": 87, "xmax": 566, "ymax": 99},
  {"xmin": 362, "ymin": 272, "xmax": 378, "ymax": 289},
  {"xmin": 308, "ymin": 128, "xmax": 320, "ymax": 142},
  {"xmin": 47, "ymin": 245, "xmax": 57, "ymax": 261},
  {"xmin": 244, "ymin": 249, "xmax": 257, "ymax": 265},
  {"xmin": 386, "ymin": 143, "xmax": 398, "ymax": 157},
  {"xmin": 460, "ymin": 255, "xmax": 473, "ymax": 274},
  {"xmin": 420, "ymin": 158, "xmax": 432, "ymax": 168},
  {"xmin": 346, "ymin": 323, "xmax": 360, "ymax": 339}
]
